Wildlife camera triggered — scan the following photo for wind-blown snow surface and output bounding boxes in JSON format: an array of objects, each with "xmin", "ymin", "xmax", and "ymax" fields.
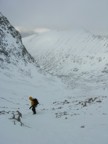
[
  {"xmin": 0, "ymin": 67, "xmax": 108, "ymax": 144},
  {"xmin": 0, "ymin": 28, "xmax": 108, "ymax": 144}
]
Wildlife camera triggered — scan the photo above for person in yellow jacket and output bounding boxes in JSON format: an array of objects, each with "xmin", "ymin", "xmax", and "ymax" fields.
[{"xmin": 29, "ymin": 96, "xmax": 39, "ymax": 114}]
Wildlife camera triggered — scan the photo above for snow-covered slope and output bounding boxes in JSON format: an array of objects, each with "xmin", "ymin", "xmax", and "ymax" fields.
[
  {"xmin": 0, "ymin": 13, "xmax": 108, "ymax": 144},
  {"xmin": 23, "ymin": 29, "xmax": 108, "ymax": 88},
  {"xmin": 0, "ymin": 67, "xmax": 108, "ymax": 144}
]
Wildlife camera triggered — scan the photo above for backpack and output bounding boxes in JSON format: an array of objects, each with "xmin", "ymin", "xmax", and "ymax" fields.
[{"xmin": 33, "ymin": 98, "xmax": 39, "ymax": 106}]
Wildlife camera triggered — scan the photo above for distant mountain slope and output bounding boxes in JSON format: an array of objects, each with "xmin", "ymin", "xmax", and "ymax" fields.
[
  {"xmin": 0, "ymin": 12, "xmax": 36, "ymax": 77},
  {"xmin": 23, "ymin": 29, "xmax": 108, "ymax": 88}
]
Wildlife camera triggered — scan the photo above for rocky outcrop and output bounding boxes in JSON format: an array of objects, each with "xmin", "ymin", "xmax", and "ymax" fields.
[{"xmin": 0, "ymin": 12, "xmax": 35, "ymax": 70}]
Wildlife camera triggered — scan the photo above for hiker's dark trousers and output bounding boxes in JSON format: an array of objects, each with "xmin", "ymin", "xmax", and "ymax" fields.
[{"xmin": 32, "ymin": 106, "xmax": 36, "ymax": 114}]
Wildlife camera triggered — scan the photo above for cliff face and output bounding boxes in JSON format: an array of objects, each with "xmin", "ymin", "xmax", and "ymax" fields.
[{"xmin": 0, "ymin": 12, "xmax": 35, "ymax": 71}]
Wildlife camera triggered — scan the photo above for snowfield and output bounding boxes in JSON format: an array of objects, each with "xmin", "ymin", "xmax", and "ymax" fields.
[
  {"xmin": 0, "ymin": 68, "xmax": 108, "ymax": 144},
  {"xmin": 0, "ymin": 28, "xmax": 108, "ymax": 144}
]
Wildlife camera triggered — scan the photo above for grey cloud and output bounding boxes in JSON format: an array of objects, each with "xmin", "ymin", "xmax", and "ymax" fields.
[{"xmin": 0, "ymin": 0, "xmax": 108, "ymax": 32}]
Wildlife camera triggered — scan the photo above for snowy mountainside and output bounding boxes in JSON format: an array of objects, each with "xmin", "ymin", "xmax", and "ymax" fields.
[
  {"xmin": 0, "ymin": 12, "xmax": 36, "ymax": 77},
  {"xmin": 0, "ymin": 13, "xmax": 108, "ymax": 144},
  {"xmin": 23, "ymin": 29, "xmax": 108, "ymax": 88},
  {"xmin": 0, "ymin": 71, "xmax": 108, "ymax": 144}
]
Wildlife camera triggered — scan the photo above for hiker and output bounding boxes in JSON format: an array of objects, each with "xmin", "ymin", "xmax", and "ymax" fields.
[{"xmin": 29, "ymin": 96, "xmax": 39, "ymax": 114}]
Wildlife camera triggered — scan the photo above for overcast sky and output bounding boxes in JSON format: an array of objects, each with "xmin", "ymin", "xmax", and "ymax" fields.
[{"xmin": 0, "ymin": 0, "xmax": 108, "ymax": 31}]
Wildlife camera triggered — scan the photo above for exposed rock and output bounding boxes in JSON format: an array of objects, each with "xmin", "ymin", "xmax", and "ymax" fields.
[{"xmin": 0, "ymin": 12, "xmax": 36, "ymax": 72}]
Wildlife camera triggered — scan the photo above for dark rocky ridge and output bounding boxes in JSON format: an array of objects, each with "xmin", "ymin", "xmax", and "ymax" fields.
[{"xmin": 0, "ymin": 12, "xmax": 35, "ymax": 70}]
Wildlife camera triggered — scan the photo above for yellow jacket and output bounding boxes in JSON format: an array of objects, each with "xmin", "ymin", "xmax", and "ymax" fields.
[{"xmin": 29, "ymin": 96, "xmax": 38, "ymax": 107}]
